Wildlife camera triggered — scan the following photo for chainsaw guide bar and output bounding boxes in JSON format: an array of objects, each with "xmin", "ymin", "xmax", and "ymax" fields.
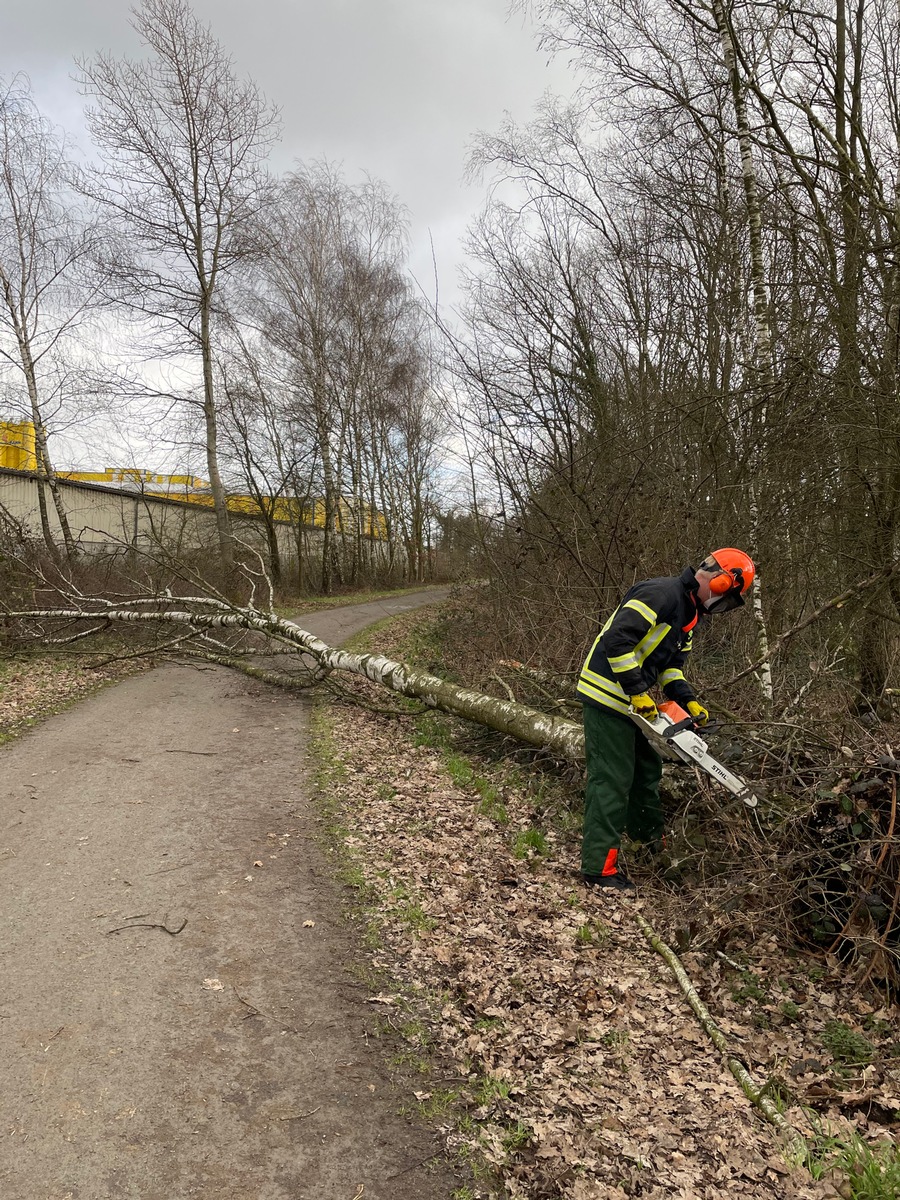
[{"xmin": 630, "ymin": 701, "xmax": 759, "ymax": 809}]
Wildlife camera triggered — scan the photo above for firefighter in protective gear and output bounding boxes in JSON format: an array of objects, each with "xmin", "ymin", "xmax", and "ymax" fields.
[{"xmin": 577, "ymin": 549, "xmax": 754, "ymax": 891}]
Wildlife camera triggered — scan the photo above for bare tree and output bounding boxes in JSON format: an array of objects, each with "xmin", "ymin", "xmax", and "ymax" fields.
[
  {"xmin": 454, "ymin": 0, "xmax": 900, "ymax": 715},
  {"xmin": 245, "ymin": 163, "xmax": 439, "ymax": 593},
  {"xmin": 78, "ymin": 0, "xmax": 280, "ymax": 574},
  {"xmin": 216, "ymin": 319, "xmax": 318, "ymax": 589},
  {"xmin": 0, "ymin": 76, "xmax": 102, "ymax": 561}
]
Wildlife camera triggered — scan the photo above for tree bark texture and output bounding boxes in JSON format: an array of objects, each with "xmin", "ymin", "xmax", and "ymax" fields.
[{"xmin": 12, "ymin": 606, "xmax": 588, "ymax": 762}]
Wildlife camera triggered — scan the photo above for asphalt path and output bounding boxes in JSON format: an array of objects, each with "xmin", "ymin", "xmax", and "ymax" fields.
[{"xmin": 0, "ymin": 587, "xmax": 458, "ymax": 1200}]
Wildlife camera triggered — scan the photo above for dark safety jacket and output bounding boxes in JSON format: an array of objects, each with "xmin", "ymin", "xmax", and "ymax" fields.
[{"xmin": 577, "ymin": 567, "xmax": 700, "ymax": 717}]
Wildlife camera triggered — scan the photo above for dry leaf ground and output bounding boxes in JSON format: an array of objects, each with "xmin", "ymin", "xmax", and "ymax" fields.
[
  {"xmin": 315, "ymin": 610, "xmax": 899, "ymax": 1200},
  {"xmin": 0, "ymin": 653, "xmax": 147, "ymax": 742},
  {"xmin": 3, "ymin": 594, "xmax": 896, "ymax": 1199}
]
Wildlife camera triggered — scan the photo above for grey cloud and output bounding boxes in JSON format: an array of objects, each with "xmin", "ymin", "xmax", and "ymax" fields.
[{"xmin": 2, "ymin": 0, "xmax": 572, "ymax": 307}]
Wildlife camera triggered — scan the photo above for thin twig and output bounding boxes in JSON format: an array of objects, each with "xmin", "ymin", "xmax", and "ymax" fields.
[
  {"xmin": 386, "ymin": 1154, "xmax": 441, "ymax": 1180},
  {"xmin": 232, "ymin": 987, "xmax": 261, "ymax": 1018},
  {"xmin": 89, "ymin": 628, "xmax": 198, "ymax": 668},
  {"xmin": 106, "ymin": 917, "xmax": 187, "ymax": 936},
  {"xmin": 722, "ymin": 565, "xmax": 900, "ymax": 689},
  {"xmin": 633, "ymin": 910, "xmax": 807, "ymax": 1160}
]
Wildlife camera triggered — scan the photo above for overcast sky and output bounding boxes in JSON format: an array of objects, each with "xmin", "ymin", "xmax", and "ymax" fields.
[{"xmin": 4, "ymin": 0, "xmax": 573, "ymax": 312}]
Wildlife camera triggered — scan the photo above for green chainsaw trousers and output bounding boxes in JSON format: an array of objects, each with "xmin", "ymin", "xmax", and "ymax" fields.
[{"xmin": 581, "ymin": 703, "xmax": 663, "ymax": 876}]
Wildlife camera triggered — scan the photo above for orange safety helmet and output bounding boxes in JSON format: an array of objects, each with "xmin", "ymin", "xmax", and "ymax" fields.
[{"xmin": 700, "ymin": 547, "xmax": 755, "ymax": 612}]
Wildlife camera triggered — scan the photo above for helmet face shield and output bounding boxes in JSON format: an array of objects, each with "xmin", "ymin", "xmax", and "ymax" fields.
[
  {"xmin": 707, "ymin": 547, "xmax": 755, "ymax": 594},
  {"xmin": 703, "ymin": 590, "xmax": 745, "ymax": 614}
]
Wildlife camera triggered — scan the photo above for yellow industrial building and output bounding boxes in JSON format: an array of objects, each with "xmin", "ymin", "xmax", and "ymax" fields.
[
  {"xmin": 0, "ymin": 421, "xmax": 386, "ymax": 538},
  {"xmin": 0, "ymin": 420, "xmax": 37, "ymax": 471}
]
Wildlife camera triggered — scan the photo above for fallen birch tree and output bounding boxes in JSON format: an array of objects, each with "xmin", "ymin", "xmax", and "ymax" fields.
[{"xmin": 8, "ymin": 599, "xmax": 587, "ymax": 763}]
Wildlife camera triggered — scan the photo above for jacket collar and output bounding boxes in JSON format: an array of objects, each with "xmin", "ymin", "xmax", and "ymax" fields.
[{"xmin": 680, "ymin": 566, "xmax": 700, "ymax": 632}]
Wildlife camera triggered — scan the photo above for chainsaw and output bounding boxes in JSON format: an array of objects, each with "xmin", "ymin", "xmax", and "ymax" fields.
[{"xmin": 630, "ymin": 700, "xmax": 759, "ymax": 809}]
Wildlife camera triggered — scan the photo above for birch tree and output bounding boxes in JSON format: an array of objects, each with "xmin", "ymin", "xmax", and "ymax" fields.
[
  {"xmin": 0, "ymin": 77, "xmax": 98, "ymax": 561},
  {"xmin": 78, "ymin": 0, "xmax": 279, "ymax": 574},
  {"xmin": 249, "ymin": 164, "xmax": 439, "ymax": 592}
]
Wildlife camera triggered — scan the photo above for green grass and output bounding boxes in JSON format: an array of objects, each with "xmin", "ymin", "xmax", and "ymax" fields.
[
  {"xmin": 501, "ymin": 1121, "xmax": 532, "ymax": 1154},
  {"xmin": 395, "ymin": 1015, "xmax": 433, "ymax": 1047},
  {"xmin": 730, "ymin": 972, "xmax": 770, "ymax": 1005},
  {"xmin": 802, "ymin": 1125, "xmax": 900, "ymax": 1199},
  {"xmin": 821, "ymin": 1020, "xmax": 876, "ymax": 1065},
  {"xmin": 473, "ymin": 1074, "xmax": 511, "ymax": 1106},
  {"xmin": 308, "ymin": 703, "xmax": 359, "ymax": 882},
  {"xmin": 512, "ymin": 827, "xmax": 548, "ymax": 859},
  {"xmin": 390, "ymin": 1049, "xmax": 431, "ymax": 1074},
  {"xmin": 477, "ymin": 794, "xmax": 508, "ymax": 824},
  {"xmin": 446, "ymin": 752, "xmax": 476, "ymax": 787},
  {"xmin": 403, "ymin": 1086, "xmax": 462, "ymax": 1121},
  {"xmin": 576, "ymin": 919, "xmax": 609, "ymax": 947},
  {"xmin": 413, "ymin": 711, "xmax": 454, "ymax": 750},
  {"xmin": 350, "ymin": 607, "xmax": 572, "ymax": 875},
  {"xmin": 473, "ymin": 1015, "xmax": 504, "ymax": 1032},
  {"xmin": 444, "ymin": 753, "xmax": 509, "ymax": 824},
  {"xmin": 396, "ymin": 901, "xmax": 438, "ymax": 934}
]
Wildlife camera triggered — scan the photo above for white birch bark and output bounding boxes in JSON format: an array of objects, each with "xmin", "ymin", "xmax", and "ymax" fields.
[
  {"xmin": 12, "ymin": 606, "xmax": 587, "ymax": 763},
  {"xmin": 710, "ymin": 0, "xmax": 775, "ymax": 713}
]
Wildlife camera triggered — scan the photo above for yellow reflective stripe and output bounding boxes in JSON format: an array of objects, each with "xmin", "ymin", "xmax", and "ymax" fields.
[
  {"xmin": 599, "ymin": 605, "xmax": 619, "ymax": 636},
  {"xmin": 580, "ymin": 670, "xmax": 629, "ymax": 699},
  {"xmin": 659, "ymin": 668, "xmax": 686, "ymax": 686},
  {"xmin": 608, "ymin": 651, "xmax": 640, "ymax": 673},
  {"xmin": 580, "ymin": 632, "xmax": 604, "ymax": 675},
  {"xmin": 634, "ymin": 622, "xmax": 671, "ymax": 664},
  {"xmin": 577, "ymin": 678, "xmax": 630, "ymax": 713},
  {"xmin": 580, "ymin": 672, "xmax": 628, "ymax": 700},
  {"xmin": 623, "ymin": 598, "xmax": 656, "ymax": 624}
]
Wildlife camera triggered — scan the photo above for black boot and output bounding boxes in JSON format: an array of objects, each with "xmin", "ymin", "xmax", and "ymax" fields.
[{"xmin": 582, "ymin": 871, "xmax": 636, "ymax": 892}]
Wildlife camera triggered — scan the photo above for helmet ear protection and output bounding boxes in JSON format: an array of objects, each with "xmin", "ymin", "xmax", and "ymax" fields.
[{"xmin": 709, "ymin": 566, "xmax": 744, "ymax": 595}]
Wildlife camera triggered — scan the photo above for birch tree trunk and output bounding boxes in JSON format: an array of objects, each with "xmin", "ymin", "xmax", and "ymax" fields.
[
  {"xmin": 12, "ymin": 605, "xmax": 587, "ymax": 763},
  {"xmin": 710, "ymin": 0, "xmax": 775, "ymax": 715}
]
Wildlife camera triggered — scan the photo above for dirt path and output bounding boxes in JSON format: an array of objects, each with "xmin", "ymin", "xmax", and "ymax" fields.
[{"xmin": 0, "ymin": 588, "xmax": 460, "ymax": 1200}]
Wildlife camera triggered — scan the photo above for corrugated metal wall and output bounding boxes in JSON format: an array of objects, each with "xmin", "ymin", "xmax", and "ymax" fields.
[{"xmin": 0, "ymin": 470, "xmax": 302, "ymax": 564}]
